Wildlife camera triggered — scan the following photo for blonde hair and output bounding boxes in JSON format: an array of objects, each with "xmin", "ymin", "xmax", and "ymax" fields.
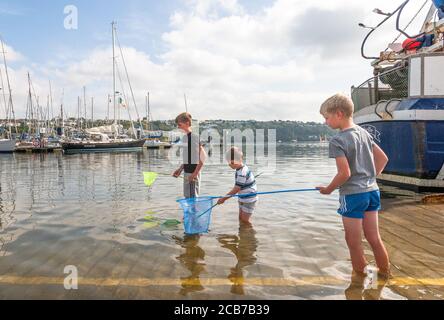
[
  {"xmin": 175, "ymin": 112, "xmax": 192, "ymax": 125},
  {"xmin": 226, "ymin": 147, "xmax": 243, "ymax": 163},
  {"xmin": 320, "ymin": 93, "xmax": 354, "ymax": 118}
]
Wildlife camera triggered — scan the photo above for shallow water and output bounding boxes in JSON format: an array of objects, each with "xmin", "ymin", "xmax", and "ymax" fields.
[{"xmin": 0, "ymin": 143, "xmax": 441, "ymax": 299}]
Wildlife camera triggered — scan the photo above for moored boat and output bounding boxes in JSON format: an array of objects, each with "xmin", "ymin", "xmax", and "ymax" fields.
[
  {"xmin": 62, "ymin": 133, "xmax": 145, "ymax": 154},
  {"xmin": 353, "ymin": 0, "xmax": 444, "ymax": 191},
  {"xmin": 0, "ymin": 139, "xmax": 15, "ymax": 153}
]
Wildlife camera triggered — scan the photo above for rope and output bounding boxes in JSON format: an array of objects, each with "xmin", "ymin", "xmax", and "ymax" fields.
[{"xmin": 115, "ymin": 31, "xmax": 145, "ymax": 135}]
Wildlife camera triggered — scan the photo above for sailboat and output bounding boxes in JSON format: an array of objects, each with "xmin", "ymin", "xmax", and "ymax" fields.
[
  {"xmin": 353, "ymin": 0, "xmax": 444, "ymax": 191},
  {"xmin": 61, "ymin": 22, "xmax": 145, "ymax": 154},
  {"xmin": 142, "ymin": 93, "xmax": 172, "ymax": 149},
  {"xmin": 0, "ymin": 36, "xmax": 16, "ymax": 153}
]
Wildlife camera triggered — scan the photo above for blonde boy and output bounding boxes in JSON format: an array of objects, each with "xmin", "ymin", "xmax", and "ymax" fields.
[
  {"xmin": 317, "ymin": 93, "xmax": 390, "ymax": 276},
  {"xmin": 217, "ymin": 147, "xmax": 258, "ymax": 224},
  {"xmin": 173, "ymin": 112, "xmax": 206, "ymax": 198}
]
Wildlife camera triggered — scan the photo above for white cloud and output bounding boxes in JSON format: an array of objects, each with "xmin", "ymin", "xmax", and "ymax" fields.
[
  {"xmin": 0, "ymin": 3, "xmax": 25, "ymax": 16},
  {"xmin": 184, "ymin": 0, "xmax": 244, "ymax": 17},
  {"xmin": 0, "ymin": 42, "xmax": 25, "ymax": 62}
]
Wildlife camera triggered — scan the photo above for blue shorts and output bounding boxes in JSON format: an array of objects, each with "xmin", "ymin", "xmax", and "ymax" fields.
[{"xmin": 338, "ymin": 190, "xmax": 381, "ymax": 219}]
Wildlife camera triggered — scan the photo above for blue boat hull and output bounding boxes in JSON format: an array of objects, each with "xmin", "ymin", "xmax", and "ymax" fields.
[{"xmin": 359, "ymin": 120, "xmax": 444, "ymax": 191}]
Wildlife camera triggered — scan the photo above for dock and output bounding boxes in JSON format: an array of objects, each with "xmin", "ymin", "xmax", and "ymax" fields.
[
  {"xmin": 14, "ymin": 146, "xmax": 63, "ymax": 153},
  {"xmin": 375, "ymin": 195, "xmax": 444, "ymax": 300}
]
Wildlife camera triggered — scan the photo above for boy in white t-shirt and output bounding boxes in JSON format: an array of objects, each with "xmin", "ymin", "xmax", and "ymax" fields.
[{"xmin": 217, "ymin": 147, "xmax": 258, "ymax": 224}]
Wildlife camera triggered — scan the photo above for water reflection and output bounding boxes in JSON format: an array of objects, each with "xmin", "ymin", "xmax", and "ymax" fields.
[
  {"xmin": 0, "ymin": 184, "xmax": 3, "ymax": 220},
  {"xmin": 0, "ymin": 146, "xmax": 441, "ymax": 299},
  {"xmin": 217, "ymin": 222, "xmax": 258, "ymax": 295},
  {"xmin": 173, "ymin": 234, "xmax": 206, "ymax": 296},
  {"xmin": 344, "ymin": 271, "xmax": 388, "ymax": 300},
  {"xmin": 0, "ymin": 168, "xmax": 18, "ymax": 256}
]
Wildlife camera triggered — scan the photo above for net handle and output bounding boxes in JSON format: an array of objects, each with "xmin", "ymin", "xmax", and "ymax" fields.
[
  {"xmin": 212, "ymin": 188, "xmax": 319, "ymax": 200},
  {"xmin": 196, "ymin": 203, "xmax": 218, "ymax": 219},
  {"xmin": 177, "ymin": 188, "xmax": 319, "ymax": 203}
]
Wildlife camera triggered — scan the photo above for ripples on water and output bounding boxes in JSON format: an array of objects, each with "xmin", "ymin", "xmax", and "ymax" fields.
[{"xmin": 0, "ymin": 143, "xmax": 414, "ymax": 299}]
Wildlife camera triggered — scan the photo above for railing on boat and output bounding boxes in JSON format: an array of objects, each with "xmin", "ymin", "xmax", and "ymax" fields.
[{"xmin": 351, "ymin": 65, "xmax": 409, "ymax": 112}]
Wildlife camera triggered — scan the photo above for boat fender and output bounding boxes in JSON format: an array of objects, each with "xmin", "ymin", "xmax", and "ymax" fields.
[{"xmin": 402, "ymin": 38, "xmax": 422, "ymax": 51}]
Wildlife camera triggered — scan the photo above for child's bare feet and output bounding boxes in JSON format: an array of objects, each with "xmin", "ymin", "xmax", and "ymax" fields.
[{"xmin": 377, "ymin": 268, "xmax": 392, "ymax": 280}]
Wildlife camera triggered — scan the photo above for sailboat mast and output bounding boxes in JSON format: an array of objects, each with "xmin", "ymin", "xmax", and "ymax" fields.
[
  {"xmin": 49, "ymin": 80, "xmax": 54, "ymax": 131},
  {"xmin": 0, "ymin": 68, "xmax": 8, "ymax": 128},
  {"xmin": 36, "ymin": 96, "xmax": 41, "ymax": 137},
  {"xmin": 112, "ymin": 22, "xmax": 117, "ymax": 126},
  {"xmin": 46, "ymin": 94, "xmax": 50, "ymax": 135},
  {"xmin": 83, "ymin": 86, "xmax": 87, "ymax": 130},
  {"xmin": 146, "ymin": 92, "xmax": 150, "ymax": 131},
  {"xmin": 107, "ymin": 94, "xmax": 110, "ymax": 124},
  {"xmin": 60, "ymin": 88, "xmax": 64, "ymax": 135},
  {"xmin": 91, "ymin": 97, "xmax": 94, "ymax": 126},
  {"xmin": 77, "ymin": 96, "xmax": 80, "ymax": 131},
  {"xmin": 1, "ymin": 36, "xmax": 16, "ymax": 135},
  {"xmin": 27, "ymin": 72, "xmax": 33, "ymax": 135}
]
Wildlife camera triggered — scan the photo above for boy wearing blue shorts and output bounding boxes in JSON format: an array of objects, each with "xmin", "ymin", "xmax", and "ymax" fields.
[
  {"xmin": 217, "ymin": 147, "xmax": 258, "ymax": 224},
  {"xmin": 317, "ymin": 93, "xmax": 390, "ymax": 277}
]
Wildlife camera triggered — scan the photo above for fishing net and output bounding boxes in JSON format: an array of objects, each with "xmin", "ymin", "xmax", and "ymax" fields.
[
  {"xmin": 177, "ymin": 197, "xmax": 214, "ymax": 235},
  {"xmin": 143, "ymin": 172, "xmax": 158, "ymax": 187}
]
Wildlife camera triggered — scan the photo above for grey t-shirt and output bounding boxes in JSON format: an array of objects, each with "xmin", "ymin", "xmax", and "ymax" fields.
[{"xmin": 329, "ymin": 125, "xmax": 379, "ymax": 196}]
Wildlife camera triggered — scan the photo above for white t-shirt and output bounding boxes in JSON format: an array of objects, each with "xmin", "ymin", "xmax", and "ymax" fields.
[{"xmin": 235, "ymin": 165, "xmax": 258, "ymax": 203}]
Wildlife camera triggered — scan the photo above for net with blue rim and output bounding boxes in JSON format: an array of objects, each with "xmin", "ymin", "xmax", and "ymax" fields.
[
  {"xmin": 176, "ymin": 188, "xmax": 319, "ymax": 235},
  {"xmin": 177, "ymin": 197, "xmax": 215, "ymax": 235}
]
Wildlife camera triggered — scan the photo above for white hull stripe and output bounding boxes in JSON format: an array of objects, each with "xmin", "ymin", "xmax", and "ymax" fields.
[
  {"xmin": 437, "ymin": 163, "xmax": 444, "ymax": 180},
  {"xmin": 378, "ymin": 173, "xmax": 444, "ymax": 187},
  {"xmin": 355, "ymin": 110, "xmax": 444, "ymax": 124}
]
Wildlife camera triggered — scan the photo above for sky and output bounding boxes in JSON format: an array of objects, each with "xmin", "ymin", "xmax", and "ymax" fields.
[{"xmin": 0, "ymin": 0, "xmax": 433, "ymax": 122}]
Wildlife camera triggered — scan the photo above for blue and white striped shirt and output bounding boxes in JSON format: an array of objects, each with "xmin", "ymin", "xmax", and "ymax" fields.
[{"xmin": 235, "ymin": 165, "xmax": 258, "ymax": 203}]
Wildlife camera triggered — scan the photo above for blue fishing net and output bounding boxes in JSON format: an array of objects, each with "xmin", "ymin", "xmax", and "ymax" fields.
[{"xmin": 177, "ymin": 197, "xmax": 214, "ymax": 235}]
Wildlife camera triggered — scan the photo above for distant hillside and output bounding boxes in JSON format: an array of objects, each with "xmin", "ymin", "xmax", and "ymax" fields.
[{"xmin": 145, "ymin": 119, "xmax": 335, "ymax": 142}]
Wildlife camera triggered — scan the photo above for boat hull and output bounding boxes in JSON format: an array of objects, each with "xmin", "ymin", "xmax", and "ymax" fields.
[
  {"xmin": 62, "ymin": 139, "xmax": 145, "ymax": 154},
  {"xmin": 357, "ymin": 120, "xmax": 444, "ymax": 192},
  {"xmin": 145, "ymin": 141, "xmax": 172, "ymax": 149},
  {"xmin": 0, "ymin": 139, "xmax": 16, "ymax": 153}
]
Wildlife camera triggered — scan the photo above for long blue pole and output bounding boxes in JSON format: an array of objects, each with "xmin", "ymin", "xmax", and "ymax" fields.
[
  {"xmin": 177, "ymin": 188, "xmax": 319, "ymax": 204},
  {"xmin": 177, "ymin": 188, "xmax": 320, "ymax": 220}
]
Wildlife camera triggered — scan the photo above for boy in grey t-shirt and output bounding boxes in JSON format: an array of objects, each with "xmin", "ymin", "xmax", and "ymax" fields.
[
  {"xmin": 317, "ymin": 93, "xmax": 390, "ymax": 277},
  {"xmin": 329, "ymin": 125, "xmax": 379, "ymax": 196}
]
